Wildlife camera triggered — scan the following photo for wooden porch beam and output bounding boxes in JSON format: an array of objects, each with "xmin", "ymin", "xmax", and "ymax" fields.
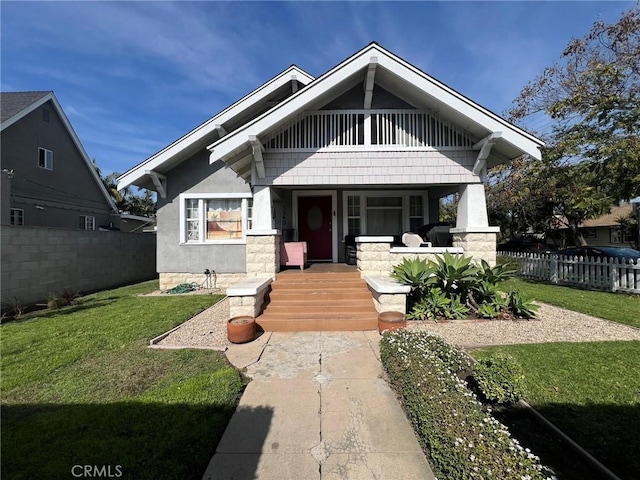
[
  {"xmin": 249, "ymin": 135, "xmax": 266, "ymax": 179},
  {"xmin": 291, "ymin": 74, "xmax": 299, "ymax": 93},
  {"xmin": 363, "ymin": 56, "xmax": 378, "ymax": 109},
  {"xmin": 472, "ymin": 132, "xmax": 502, "ymax": 176},
  {"xmin": 144, "ymin": 170, "xmax": 167, "ymax": 199}
]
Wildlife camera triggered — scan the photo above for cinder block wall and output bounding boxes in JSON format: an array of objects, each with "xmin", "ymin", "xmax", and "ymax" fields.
[{"xmin": 1, "ymin": 226, "xmax": 157, "ymax": 306}]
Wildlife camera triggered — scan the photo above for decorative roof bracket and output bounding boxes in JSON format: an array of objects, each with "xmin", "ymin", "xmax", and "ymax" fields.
[
  {"xmin": 472, "ymin": 132, "xmax": 502, "ymax": 177},
  {"xmin": 214, "ymin": 124, "xmax": 227, "ymax": 137},
  {"xmin": 363, "ymin": 56, "xmax": 378, "ymax": 109},
  {"xmin": 145, "ymin": 170, "xmax": 167, "ymax": 198},
  {"xmin": 249, "ymin": 135, "xmax": 266, "ymax": 179}
]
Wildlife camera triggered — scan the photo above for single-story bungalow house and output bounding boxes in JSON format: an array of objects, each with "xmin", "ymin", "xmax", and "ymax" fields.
[{"xmin": 118, "ymin": 43, "xmax": 543, "ymax": 293}]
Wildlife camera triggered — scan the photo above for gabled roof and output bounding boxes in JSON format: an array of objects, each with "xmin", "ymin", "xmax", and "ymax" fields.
[
  {"xmin": 551, "ymin": 203, "xmax": 634, "ymax": 230},
  {"xmin": 117, "ymin": 65, "xmax": 314, "ymax": 191},
  {"xmin": 208, "ymin": 43, "xmax": 544, "ymax": 175},
  {"xmin": 581, "ymin": 204, "xmax": 633, "ymax": 228},
  {"xmin": 1, "ymin": 91, "xmax": 118, "ymax": 213},
  {"xmin": 1, "ymin": 91, "xmax": 52, "ymax": 126}
]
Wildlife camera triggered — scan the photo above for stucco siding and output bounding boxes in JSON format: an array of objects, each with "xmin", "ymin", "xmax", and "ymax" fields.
[
  {"xmin": 156, "ymin": 149, "xmax": 251, "ymax": 274},
  {"xmin": 258, "ymin": 150, "xmax": 477, "ymax": 186}
]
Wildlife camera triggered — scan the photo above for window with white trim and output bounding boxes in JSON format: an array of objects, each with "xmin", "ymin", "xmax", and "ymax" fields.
[
  {"xmin": 343, "ymin": 191, "xmax": 427, "ymax": 236},
  {"xmin": 610, "ymin": 228, "xmax": 622, "ymax": 244},
  {"xmin": 10, "ymin": 209, "xmax": 24, "ymax": 226},
  {"xmin": 347, "ymin": 195, "xmax": 361, "ymax": 236},
  {"xmin": 180, "ymin": 193, "xmax": 251, "ymax": 244},
  {"xmin": 38, "ymin": 148, "xmax": 53, "ymax": 170},
  {"xmin": 79, "ymin": 215, "xmax": 95, "ymax": 230}
]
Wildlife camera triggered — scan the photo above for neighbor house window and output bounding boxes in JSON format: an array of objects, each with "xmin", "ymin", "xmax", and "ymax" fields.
[
  {"xmin": 610, "ymin": 228, "xmax": 622, "ymax": 244},
  {"xmin": 79, "ymin": 215, "xmax": 95, "ymax": 230},
  {"xmin": 38, "ymin": 148, "xmax": 53, "ymax": 170},
  {"xmin": 180, "ymin": 193, "xmax": 252, "ymax": 244},
  {"xmin": 10, "ymin": 209, "xmax": 24, "ymax": 226},
  {"xmin": 343, "ymin": 191, "xmax": 426, "ymax": 237}
]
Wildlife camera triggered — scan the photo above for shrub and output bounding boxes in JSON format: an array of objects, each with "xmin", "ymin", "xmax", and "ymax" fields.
[
  {"xmin": 473, "ymin": 354, "xmax": 526, "ymax": 404},
  {"xmin": 380, "ymin": 330, "xmax": 555, "ymax": 480},
  {"xmin": 392, "ymin": 253, "xmax": 534, "ymax": 321},
  {"xmin": 47, "ymin": 293, "xmax": 61, "ymax": 310},
  {"xmin": 507, "ymin": 290, "xmax": 538, "ymax": 319},
  {"xmin": 391, "ymin": 257, "xmax": 437, "ymax": 306}
]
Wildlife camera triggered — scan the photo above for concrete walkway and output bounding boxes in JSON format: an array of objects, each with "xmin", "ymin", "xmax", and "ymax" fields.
[{"xmin": 202, "ymin": 331, "xmax": 435, "ymax": 480}]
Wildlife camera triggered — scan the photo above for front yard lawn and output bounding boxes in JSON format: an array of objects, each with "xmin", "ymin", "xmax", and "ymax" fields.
[
  {"xmin": 505, "ymin": 278, "xmax": 640, "ymax": 328},
  {"xmin": 472, "ymin": 341, "xmax": 640, "ymax": 480},
  {"xmin": 1, "ymin": 281, "xmax": 244, "ymax": 480}
]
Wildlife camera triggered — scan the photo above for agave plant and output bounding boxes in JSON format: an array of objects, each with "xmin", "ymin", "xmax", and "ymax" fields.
[
  {"xmin": 477, "ymin": 259, "xmax": 516, "ymax": 285},
  {"xmin": 507, "ymin": 290, "xmax": 538, "ymax": 319},
  {"xmin": 432, "ymin": 252, "xmax": 478, "ymax": 300}
]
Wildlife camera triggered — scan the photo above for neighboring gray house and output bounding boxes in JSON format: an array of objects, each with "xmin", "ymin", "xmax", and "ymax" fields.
[
  {"xmin": 118, "ymin": 43, "xmax": 544, "ymax": 290},
  {"xmin": 1, "ymin": 91, "xmax": 118, "ymax": 229}
]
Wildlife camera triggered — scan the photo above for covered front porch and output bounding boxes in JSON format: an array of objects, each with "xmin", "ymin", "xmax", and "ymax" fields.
[{"xmin": 246, "ymin": 181, "xmax": 499, "ymax": 276}]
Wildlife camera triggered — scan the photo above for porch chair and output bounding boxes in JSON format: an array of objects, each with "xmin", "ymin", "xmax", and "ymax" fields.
[
  {"xmin": 280, "ymin": 241, "xmax": 308, "ymax": 270},
  {"xmin": 402, "ymin": 233, "xmax": 428, "ymax": 248}
]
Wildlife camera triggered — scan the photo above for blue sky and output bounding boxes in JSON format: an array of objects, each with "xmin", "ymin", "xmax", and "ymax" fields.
[{"xmin": 1, "ymin": 1, "xmax": 634, "ymax": 177}]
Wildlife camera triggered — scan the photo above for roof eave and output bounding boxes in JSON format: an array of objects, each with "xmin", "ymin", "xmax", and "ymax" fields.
[
  {"xmin": 208, "ymin": 44, "xmax": 544, "ymax": 164},
  {"xmin": 117, "ymin": 66, "xmax": 315, "ymax": 191}
]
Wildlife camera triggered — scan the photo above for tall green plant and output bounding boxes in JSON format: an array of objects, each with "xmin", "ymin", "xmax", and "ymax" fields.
[
  {"xmin": 392, "ymin": 253, "xmax": 537, "ymax": 321},
  {"xmin": 391, "ymin": 257, "xmax": 437, "ymax": 305},
  {"xmin": 432, "ymin": 252, "xmax": 478, "ymax": 300}
]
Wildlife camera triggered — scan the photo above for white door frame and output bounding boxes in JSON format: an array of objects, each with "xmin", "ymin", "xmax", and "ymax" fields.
[{"xmin": 292, "ymin": 190, "xmax": 338, "ymax": 262}]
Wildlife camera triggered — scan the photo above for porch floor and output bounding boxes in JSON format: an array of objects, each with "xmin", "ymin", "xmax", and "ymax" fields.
[{"xmin": 256, "ymin": 264, "xmax": 379, "ymax": 332}]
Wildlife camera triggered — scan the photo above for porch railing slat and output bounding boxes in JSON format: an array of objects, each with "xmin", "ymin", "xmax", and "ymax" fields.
[{"xmin": 265, "ymin": 109, "xmax": 472, "ymax": 150}]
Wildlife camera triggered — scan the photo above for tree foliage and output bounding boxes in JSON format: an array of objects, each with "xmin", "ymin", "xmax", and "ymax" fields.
[
  {"xmin": 510, "ymin": 5, "xmax": 640, "ymax": 200},
  {"xmin": 490, "ymin": 6, "xmax": 639, "ymax": 245},
  {"xmin": 93, "ymin": 159, "xmax": 156, "ymax": 218}
]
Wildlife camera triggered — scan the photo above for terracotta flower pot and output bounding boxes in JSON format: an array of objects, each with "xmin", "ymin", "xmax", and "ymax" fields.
[
  {"xmin": 378, "ymin": 311, "xmax": 406, "ymax": 335},
  {"xmin": 227, "ymin": 316, "xmax": 256, "ymax": 344}
]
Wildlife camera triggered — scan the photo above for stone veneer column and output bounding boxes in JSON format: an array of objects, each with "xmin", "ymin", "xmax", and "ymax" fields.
[
  {"xmin": 453, "ymin": 183, "xmax": 500, "ymax": 265},
  {"xmin": 355, "ymin": 236, "xmax": 393, "ymax": 277},
  {"xmin": 245, "ymin": 230, "xmax": 280, "ymax": 278},
  {"xmin": 451, "ymin": 228, "xmax": 500, "ymax": 265}
]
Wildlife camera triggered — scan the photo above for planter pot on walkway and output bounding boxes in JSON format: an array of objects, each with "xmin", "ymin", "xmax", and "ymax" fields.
[
  {"xmin": 227, "ymin": 316, "xmax": 256, "ymax": 344},
  {"xmin": 378, "ymin": 311, "xmax": 406, "ymax": 335}
]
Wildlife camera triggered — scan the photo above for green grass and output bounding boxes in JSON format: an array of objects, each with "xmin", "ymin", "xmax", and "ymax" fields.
[
  {"xmin": 472, "ymin": 341, "xmax": 640, "ymax": 480},
  {"xmin": 1, "ymin": 281, "xmax": 244, "ymax": 480},
  {"xmin": 504, "ymin": 278, "xmax": 640, "ymax": 328}
]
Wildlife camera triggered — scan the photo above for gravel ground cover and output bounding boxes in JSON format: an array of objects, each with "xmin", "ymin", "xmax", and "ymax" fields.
[
  {"xmin": 153, "ymin": 296, "xmax": 640, "ymax": 350},
  {"xmin": 409, "ymin": 302, "xmax": 640, "ymax": 348}
]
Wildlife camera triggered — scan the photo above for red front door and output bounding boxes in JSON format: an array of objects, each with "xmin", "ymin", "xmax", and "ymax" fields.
[{"xmin": 298, "ymin": 195, "xmax": 333, "ymax": 261}]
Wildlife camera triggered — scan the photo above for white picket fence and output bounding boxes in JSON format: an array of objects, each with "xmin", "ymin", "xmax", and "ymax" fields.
[{"xmin": 498, "ymin": 252, "xmax": 640, "ymax": 294}]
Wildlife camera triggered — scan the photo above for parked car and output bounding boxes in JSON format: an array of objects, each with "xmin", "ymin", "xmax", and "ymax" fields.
[
  {"xmin": 555, "ymin": 246, "xmax": 640, "ymax": 262},
  {"xmin": 497, "ymin": 238, "xmax": 555, "ymax": 253}
]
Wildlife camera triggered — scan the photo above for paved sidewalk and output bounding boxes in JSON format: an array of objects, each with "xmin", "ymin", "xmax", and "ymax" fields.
[{"xmin": 202, "ymin": 331, "xmax": 435, "ymax": 480}]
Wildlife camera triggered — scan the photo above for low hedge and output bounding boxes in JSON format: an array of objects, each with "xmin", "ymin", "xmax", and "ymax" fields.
[
  {"xmin": 380, "ymin": 330, "xmax": 555, "ymax": 480},
  {"xmin": 473, "ymin": 353, "xmax": 526, "ymax": 404}
]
